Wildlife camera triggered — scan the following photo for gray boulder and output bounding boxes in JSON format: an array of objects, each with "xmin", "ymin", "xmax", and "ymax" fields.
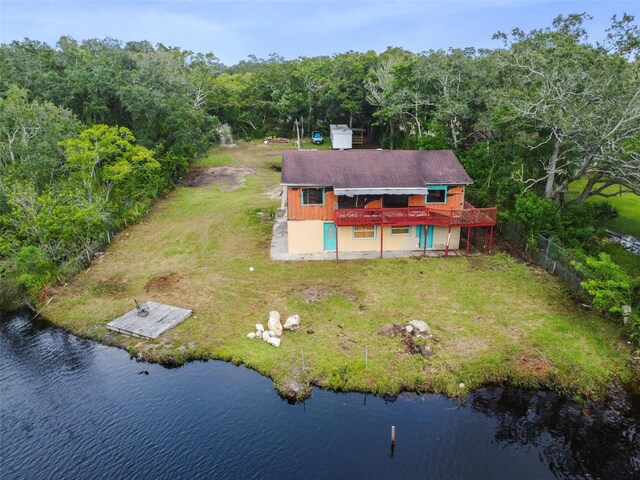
[{"xmin": 284, "ymin": 315, "xmax": 301, "ymax": 331}]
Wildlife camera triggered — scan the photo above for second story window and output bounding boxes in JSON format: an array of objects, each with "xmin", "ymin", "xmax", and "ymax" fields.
[
  {"xmin": 426, "ymin": 186, "xmax": 448, "ymax": 204},
  {"xmin": 301, "ymin": 187, "xmax": 325, "ymax": 206}
]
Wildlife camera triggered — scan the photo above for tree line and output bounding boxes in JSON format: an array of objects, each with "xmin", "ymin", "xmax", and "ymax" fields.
[{"xmin": 0, "ymin": 13, "xmax": 638, "ymax": 327}]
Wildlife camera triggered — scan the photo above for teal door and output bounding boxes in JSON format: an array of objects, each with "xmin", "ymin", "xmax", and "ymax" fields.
[
  {"xmin": 416, "ymin": 225, "xmax": 434, "ymax": 249},
  {"xmin": 324, "ymin": 222, "xmax": 337, "ymax": 251}
]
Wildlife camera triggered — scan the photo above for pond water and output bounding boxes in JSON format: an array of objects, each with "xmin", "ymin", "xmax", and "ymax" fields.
[{"xmin": 1, "ymin": 311, "xmax": 639, "ymax": 480}]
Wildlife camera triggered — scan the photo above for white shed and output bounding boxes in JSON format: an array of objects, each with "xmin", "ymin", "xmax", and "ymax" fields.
[{"xmin": 330, "ymin": 124, "xmax": 352, "ymax": 149}]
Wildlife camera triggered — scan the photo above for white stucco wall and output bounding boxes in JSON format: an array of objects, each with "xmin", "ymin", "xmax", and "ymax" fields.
[{"xmin": 286, "ymin": 222, "xmax": 461, "ymax": 254}]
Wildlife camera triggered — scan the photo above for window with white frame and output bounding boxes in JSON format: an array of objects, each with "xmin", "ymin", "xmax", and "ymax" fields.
[
  {"xmin": 353, "ymin": 225, "xmax": 376, "ymax": 239},
  {"xmin": 301, "ymin": 187, "xmax": 324, "ymax": 206},
  {"xmin": 391, "ymin": 226, "xmax": 410, "ymax": 236}
]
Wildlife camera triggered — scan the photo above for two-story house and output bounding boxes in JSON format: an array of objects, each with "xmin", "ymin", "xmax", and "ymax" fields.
[{"xmin": 281, "ymin": 149, "xmax": 497, "ymax": 258}]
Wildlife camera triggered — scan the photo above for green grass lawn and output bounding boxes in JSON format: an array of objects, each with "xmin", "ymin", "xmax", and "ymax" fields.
[
  {"xmin": 570, "ymin": 179, "xmax": 640, "ymax": 237},
  {"xmin": 41, "ymin": 143, "xmax": 637, "ymax": 401}
]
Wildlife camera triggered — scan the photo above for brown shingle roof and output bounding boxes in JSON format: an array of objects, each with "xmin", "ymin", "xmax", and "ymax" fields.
[{"xmin": 281, "ymin": 150, "xmax": 473, "ymax": 188}]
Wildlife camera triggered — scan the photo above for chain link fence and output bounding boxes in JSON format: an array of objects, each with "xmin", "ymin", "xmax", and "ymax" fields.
[
  {"xmin": 612, "ymin": 214, "xmax": 640, "ymax": 235},
  {"xmin": 502, "ymin": 220, "xmax": 588, "ymax": 300}
]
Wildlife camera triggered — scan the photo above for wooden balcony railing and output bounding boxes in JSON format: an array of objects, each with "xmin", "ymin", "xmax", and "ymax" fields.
[{"xmin": 333, "ymin": 205, "xmax": 497, "ymax": 228}]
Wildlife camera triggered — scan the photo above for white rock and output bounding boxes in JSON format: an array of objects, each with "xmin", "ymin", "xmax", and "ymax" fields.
[
  {"xmin": 267, "ymin": 337, "xmax": 281, "ymax": 347},
  {"xmin": 262, "ymin": 331, "xmax": 271, "ymax": 342},
  {"xmin": 283, "ymin": 315, "xmax": 301, "ymax": 331},
  {"xmin": 268, "ymin": 330, "xmax": 275, "ymax": 337},
  {"xmin": 247, "ymin": 332, "xmax": 256, "ymax": 339},
  {"xmin": 405, "ymin": 325, "xmax": 414, "ymax": 334},
  {"xmin": 408, "ymin": 320, "xmax": 430, "ymax": 336},
  {"xmin": 255, "ymin": 323, "xmax": 265, "ymax": 332},
  {"xmin": 267, "ymin": 311, "xmax": 283, "ymax": 337},
  {"xmin": 255, "ymin": 331, "xmax": 261, "ymax": 338}
]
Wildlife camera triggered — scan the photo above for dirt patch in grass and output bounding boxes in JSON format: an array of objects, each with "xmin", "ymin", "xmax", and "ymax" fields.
[
  {"xmin": 93, "ymin": 275, "xmax": 130, "ymax": 297},
  {"xmin": 378, "ymin": 323, "xmax": 405, "ymax": 337},
  {"xmin": 337, "ymin": 332, "xmax": 359, "ymax": 352},
  {"xmin": 378, "ymin": 323, "xmax": 434, "ymax": 358},
  {"xmin": 145, "ymin": 273, "xmax": 180, "ymax": 292},
  {"xmin": 517, "ymin": 351, "xmax": 555, "ymax": 378},
  {"xmin": 263, "ymin": 185, "xmax": 282, "ymax": 199},
  {"xmin": 179, "ymin": 166, "xmax": 256, "ymax": 189},
  {"xmin": 297, "ymin": 286, "xmax": 359, "ymax": 303},
  {"xmin": 299, "ymin": 288, "xmax": 330, "ymax": 303}
]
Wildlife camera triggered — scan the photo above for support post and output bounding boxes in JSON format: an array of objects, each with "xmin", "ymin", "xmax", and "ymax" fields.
[
  {"xmin": 466, "ymin": 226, "xmax": 471, "ymax": 256},
  {"xmin": 390, "ymin": 425, "xmax": 396, "ymax": 457},
  {"xmin": 335, "ymin": 224, "xmax": 339, "ymax": 261},
  {"xmin": 445, "ymin": 224, "xmax": 452, "ymax": 257},
  {"xmin": 483, "ymin": 227, "xmax": 487, "ymax": 252},
  {"xmin": 423, "ymin": 225, "xmax": 427, "ymax": 256},
  {"xmin": 489, "ymin": 226, "xmax": 494, "ymax": 254},
  {"xmin": 380, "ymin": 225, "xmax": 384, "ymax": 258}
]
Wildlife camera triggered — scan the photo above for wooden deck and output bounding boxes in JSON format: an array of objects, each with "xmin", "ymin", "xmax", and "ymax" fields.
[{"xmin": 107, "ymin": 301, "xmax": 193, "ymax": 339}]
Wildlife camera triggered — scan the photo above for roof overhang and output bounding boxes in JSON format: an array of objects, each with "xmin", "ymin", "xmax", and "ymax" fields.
[{"xmin": 334, "ymin": 187, "xmax": 430, "ymax": 197}]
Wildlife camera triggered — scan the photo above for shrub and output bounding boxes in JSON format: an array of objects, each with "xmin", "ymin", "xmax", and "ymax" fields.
[
  {"xmin": 0, "ymin": 275, "xmax": 28, "ymax": 311},
  {"xmin": 573, "ymin": 253, "xmax": 639, "ymax": 319},
  {"xmin": 14, "ymin": 246, "xmax": 54, "ymax": 297},
  {"xmin": 555, "ymin": 203, "xmax": 609, "ymax": 251},
  {"xmin": 511, "ymin": 193, "xmax": 560, "ymax": 247}
]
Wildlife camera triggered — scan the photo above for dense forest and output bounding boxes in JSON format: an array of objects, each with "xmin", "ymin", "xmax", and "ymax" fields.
[{"xmin": 0, "ymin": 13, "xmax": 638, "ymax": 338}]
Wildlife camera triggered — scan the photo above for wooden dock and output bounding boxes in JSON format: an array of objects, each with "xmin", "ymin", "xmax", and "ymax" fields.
[{"xmin": 107, "ymin": 301, "xmax": 193, "ymax": 339}]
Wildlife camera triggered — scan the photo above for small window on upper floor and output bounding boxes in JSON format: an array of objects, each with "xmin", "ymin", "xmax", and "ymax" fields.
[
  {"xmin": 301, "ymin": 187, "xmax": 325, "ymax": 206},
  {"xmin": 425, "ymin": 186, "xmax": 448, "ymax": 204}
]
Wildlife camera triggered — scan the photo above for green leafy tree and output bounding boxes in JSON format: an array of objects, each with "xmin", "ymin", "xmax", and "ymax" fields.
[
  {"xmin": 60, "ymin": 124, "xmax": 160, "ymax": 204},
  {"xmin": 0, "ymin": 86, "xmax": 80, "ymax": 190},
  {"xmin": 493, "ymin": 14, "xmax": 640, "ymax": 204}
]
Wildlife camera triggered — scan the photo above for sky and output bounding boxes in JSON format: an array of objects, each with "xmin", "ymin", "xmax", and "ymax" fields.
[{"xmin": 1, "ymin": 1, "xmax": 638, "ymax": 65}]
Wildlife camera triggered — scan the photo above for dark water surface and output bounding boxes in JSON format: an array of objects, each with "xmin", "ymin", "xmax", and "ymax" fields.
[{"xmin": 1, "ymin": 312, "xmax": 639, "ymax": 480}]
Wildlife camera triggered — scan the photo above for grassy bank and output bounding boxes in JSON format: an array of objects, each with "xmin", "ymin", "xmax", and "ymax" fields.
[
  {"xmin": 41, "ymin": 142, "xmax": 636, "ymax": 400},
  {"xmin": 570, "ymin": 179, "xmax": 640, "ymax": 238}
]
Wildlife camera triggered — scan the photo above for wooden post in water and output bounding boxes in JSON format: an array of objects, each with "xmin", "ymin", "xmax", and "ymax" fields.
[{"xmin": 390, "ymin": 425, "xmax": 396, "ymax": 456}]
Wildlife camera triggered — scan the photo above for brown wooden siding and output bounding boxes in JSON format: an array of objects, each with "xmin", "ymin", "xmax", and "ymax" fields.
[
  {"xmin": 288, "ymin": 187, "xmax": 336, "ymax": 221},
  {"xmin": 407, "ymin": 186, "xmax": 465, "ymax": 210},
  {"xmin": 288, "ymin": 186, "xmax": 465, "ymax": 220},
  {"xmin": 364, "ymin": 198, "xmax": 382, "ymax": 209}
]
